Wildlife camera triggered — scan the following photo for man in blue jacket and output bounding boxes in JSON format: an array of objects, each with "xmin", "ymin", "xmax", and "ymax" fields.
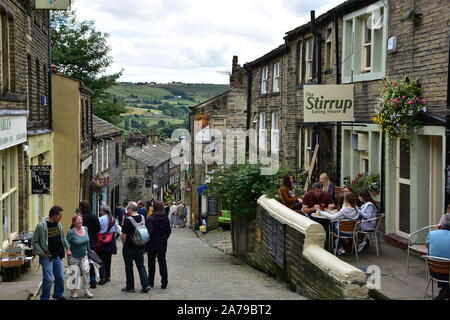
[{"xmin": 31, "ymin": 206, "xmax": 72, "ymax": 300}]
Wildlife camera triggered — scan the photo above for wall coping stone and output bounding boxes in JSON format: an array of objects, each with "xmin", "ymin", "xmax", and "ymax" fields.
[{"xmin": 258, "ymin": 195, "xmax": 368, "ymax": 299}]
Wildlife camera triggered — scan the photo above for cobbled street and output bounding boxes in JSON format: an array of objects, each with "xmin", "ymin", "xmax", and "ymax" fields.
[{"xmin": 90, "ymin": 228, "xmax": 305, "ymax": 300}]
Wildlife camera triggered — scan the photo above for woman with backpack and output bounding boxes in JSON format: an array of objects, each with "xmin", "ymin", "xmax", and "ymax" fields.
[
  {"xmin": 146, "ymin": 200, "xmax": 171, "ymax": 289},
  {"xmin": 97, "ymin": 205, "xmax": 118, "ymax": 286}
]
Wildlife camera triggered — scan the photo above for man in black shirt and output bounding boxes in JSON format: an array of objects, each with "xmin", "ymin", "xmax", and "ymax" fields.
[
  {"xmin": 31, "ymin": 206, "xmax": 71, "ymax": 300},
  {"xmin": 121, "ymin": 202, "xmax": 150, "ymax": 293}
]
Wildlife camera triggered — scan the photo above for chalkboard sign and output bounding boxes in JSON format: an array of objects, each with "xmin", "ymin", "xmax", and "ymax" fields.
[
  {"xmin": 30, "ymin": 166, "xmax": 51, "ymax": 195},
  {"xmin": 208, "ymin": 197, "xmax": 218, "ymax": 216},
  {"xmin": 268, "ymin": 216, "xmax": 285, "ymax": 268}
]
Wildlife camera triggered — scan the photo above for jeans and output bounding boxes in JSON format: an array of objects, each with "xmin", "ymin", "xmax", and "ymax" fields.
[
  {"xmin": 99, "ymin": 251, "xmax": 112, "ymax": 279},
  {"xmin": 39, "ymin": 256, "xmax": 65, "ymax": 300},
  {"xmin": 148, "ymin": 252, "xmax": 168, "ymax": 287},
  {"xmin": 122, "ymin": 247, "xmax": 149, "ymax": 290},
  {"xmin": 430, "ymin": 271, "xmax": 450, "ymax": 291}
]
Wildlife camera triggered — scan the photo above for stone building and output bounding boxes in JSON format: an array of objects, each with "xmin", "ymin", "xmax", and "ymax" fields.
[
  {"xmin": 244, "ymin": 0, "xmax": 449, "ymax": 244},
  {"xmin": 92, "ymin": 115, "xmax": 123, "ymax": 214},
  {"xmin": 189, "ymin": 56, "xmax": 247, "ymax": 229},
  {"xmin": 0, "ymin": 0, "xmax": 51, "ymax": 246}
]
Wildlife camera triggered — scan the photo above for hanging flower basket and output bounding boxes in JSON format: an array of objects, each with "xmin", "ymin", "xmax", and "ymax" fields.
[
  {"xmin": 89, "ymin": 174, "xmax": 109, "ymax": 194},
  {"xmin": 374, "ymin": 77, "xmax": 428, "ymax": 140}
]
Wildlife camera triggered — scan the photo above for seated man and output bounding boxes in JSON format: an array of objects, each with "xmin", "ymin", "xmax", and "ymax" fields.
[
  {"xmin": 426, "ymin": 213, "xmax": 450, "ymax": 300},
  {"xmin": 302, "ymin": 182, "xmax": 335, "ymax": 215}
]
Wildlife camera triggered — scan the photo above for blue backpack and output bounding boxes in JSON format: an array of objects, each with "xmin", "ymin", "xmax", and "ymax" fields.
[{"xmin": 127, "ymin": 216, "xmax": 150, "ymax": 246}]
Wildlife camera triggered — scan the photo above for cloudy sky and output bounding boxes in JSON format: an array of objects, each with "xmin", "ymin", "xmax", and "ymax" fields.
[{"xmin": 72, "ymin": 0, "xmax": 346, "ymax": 84}]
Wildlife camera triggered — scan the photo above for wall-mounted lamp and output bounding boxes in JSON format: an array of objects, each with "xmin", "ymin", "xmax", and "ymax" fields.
[{"xmin": 400, "ymin": 10, "xmax": 422, "ymax": 23}]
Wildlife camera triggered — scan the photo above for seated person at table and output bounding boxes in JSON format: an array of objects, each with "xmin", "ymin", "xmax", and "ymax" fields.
[
  {"xmin": 357, "ymin": 190, "xmax": 379, "ymax": 252},
  {"xmin": 279, "ymin": 174, "xmax": 303, "ymax": 210},
  {"xmin": 426, "ymin": 213, "xmax": 450, "ymax": 300},
  {"xmin": 320, "ymin": 173, "xmax": 335, "ymax": 200},
  {"xmin": 302, "ymin": 182, "xmax": 335, "ymax": 215},
  {"xmin": 319, "ymin": 192, "xmax": 360, "ymax": 255}
]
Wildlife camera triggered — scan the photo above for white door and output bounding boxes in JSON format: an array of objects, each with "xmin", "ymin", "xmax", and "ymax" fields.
[{"xmin": 395, "ymin": 138, "xmax": 411, "ymax": 238}]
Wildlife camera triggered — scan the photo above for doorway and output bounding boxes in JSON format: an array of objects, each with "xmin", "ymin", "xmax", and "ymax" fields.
[{"xmin": 396, "ymin": 138, "xmax": 411, "ymax": 238}]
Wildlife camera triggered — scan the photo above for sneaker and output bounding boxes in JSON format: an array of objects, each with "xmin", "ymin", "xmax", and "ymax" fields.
[
  {"xmin": 161, "ymin": 284, "xmax": 167, "ymax": 289},
  {"xmin": 357, "ymin": 240, "xmax": 367, "ymax": 253},
  {"xmin": 98, "ymin": 279, "xmax": 107, "ymax": 285},
  {"xmin": 52, "ymin": 295, "xmax": 68, "ymax": 300},
  {"xmin": 337, "ymin": 247, "xmax": 346, "ymax": 255},
  {"xmin": 433, "ymin": 289, "xmax": 447, "ymax": 300},
  {"xmin": 84, "ymin": 290, "xmax": 94, "ymax": 298},
  {"xmin": 141, "ymin": 287, "xmax": 151, "ymax": 293},
  {"xmin": 105, "ymin": 278, "xmax": 111, "ymax": 283},
  {"xmin": 90, "ymin": 282, "xmax": 97, "ymax": 289},
  {"xmin": 70, "ymin": 292, "xmax": 79, "ymax": 299},
  {"xmin": 121, "ymin": 288, "xmax": 135, "ymax": 293}
]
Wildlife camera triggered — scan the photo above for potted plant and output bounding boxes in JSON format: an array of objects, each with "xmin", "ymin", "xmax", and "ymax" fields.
[{"xmin": 89, "ymin": 174, "xmax": 109, "ymax": 194}]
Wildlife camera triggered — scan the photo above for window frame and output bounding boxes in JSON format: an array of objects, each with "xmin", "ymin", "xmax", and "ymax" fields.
[
  {"xmin": 305, "ymin": 38, "xmax": 314, "ymax": 82},
  {"xmin": 271, "ymin": 112, "xmax": 279, "ymax": 154},
  {"xmin": 261, "ymin": 66, "xmax": 269, "ymax": 94},
  {"xmin": 361, "ymin": 15, "xmax": 372, "ymax": 73},
  {"xmin": 325, "ymin": 26, "xmax": 333, "ymax": 71},
  {"xmin": 273, "ymin": 62, "xmax": 280, "ymax": 93},
  {"xmin": 258, "ymin": 112, "xmax": 266, "ymax": 151},
  {"xmin": 297, "ymin": 40, "xmax": 303, "ymax": 84}
]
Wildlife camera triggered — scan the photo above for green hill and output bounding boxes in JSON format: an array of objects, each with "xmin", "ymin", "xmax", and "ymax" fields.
[{"xmin": 108, "ymin": 82, "xmax": 230, "ymax": 140}]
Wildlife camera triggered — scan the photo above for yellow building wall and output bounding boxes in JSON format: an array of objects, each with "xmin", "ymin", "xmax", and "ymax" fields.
[
  {"xmin": 27, "ymin": 133, "xmax": 53, "ymax": 230},
  {"xmin": 52, "ymin": 74, "xmax": 81, "ymax": 230}
]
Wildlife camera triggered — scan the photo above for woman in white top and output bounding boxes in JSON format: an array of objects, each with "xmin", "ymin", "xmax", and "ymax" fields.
[
  {"xmin": 357, "ymin": 190, "xmax": 378, "ymax": 252},
  {"xmin": 319, "ymin": 192, "xmax": 359, "ymax": 255},
  {"xmin": 169, "ymin": 201, "xmax": 179, "ymax": 228}
]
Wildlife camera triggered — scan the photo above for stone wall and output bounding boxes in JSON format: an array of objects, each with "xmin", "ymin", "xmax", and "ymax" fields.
[{"xmin": 232, "ymin": 196, "xmax": 368, "ymax": 300}]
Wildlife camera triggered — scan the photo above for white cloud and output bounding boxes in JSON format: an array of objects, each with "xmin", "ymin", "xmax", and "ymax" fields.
[{"xmin": 71, "ymin": 0, "xmax": 346, "ymax": 84}]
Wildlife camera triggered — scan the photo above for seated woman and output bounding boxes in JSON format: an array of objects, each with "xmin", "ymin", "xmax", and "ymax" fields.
[
  {"xmin": 279, "ymin": 174, "xmax": 303, "ymax": 211},
  {"xmin": 319, "ymin": 192, "xmax": 360, "ymax": 255},
  {"xmin": 320, "ymin": 173, "xmax": 335, "ymax": 200},
  {"xmin": 357, "ymin": 190, "xmax": 379, "ymax": 252}
]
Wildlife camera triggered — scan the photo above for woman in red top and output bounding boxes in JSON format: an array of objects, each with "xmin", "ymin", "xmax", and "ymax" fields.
[{"xmin": 279, "ymin": 174, "xmax": 303, "ymax": 210}]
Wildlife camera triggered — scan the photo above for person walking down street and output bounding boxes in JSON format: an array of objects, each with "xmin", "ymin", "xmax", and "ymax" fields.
[
  {"xmin": 121, "ymin": 202, "xmax": 151, "ymax": 293},
  {"xmin": 177, "ymin": 201, "xmax": 186, "ymax": 228},
  {"xmin": 146, "ymin": 199, "xmax": 154, "ymax": 217},
  {"xmin": 146, "ymin": 200, "xmax": 171, "ymax": 289},
  {"xmin": 66, "ymin": 215, "xmax": 94, "ymax": 299},
  {"xmin": 184, "ymin": 204, "xmax": 190, "ymax": 228},
  {"xmin": 31, "ymin": 206, "xmax": 72, "ymax": 300},
  {"xmin": 97, "ymin": 205, "xmax": 118, "ymax": 286},
  {"xmin": 115, "ymin": 203, "xmax": 126, "ymax": 228},
  {"xmin": 164, "ymin": 202, "xmax": 170, "ymax": 216},
  {"xmin": 137, "ymin": 200, "xmax": 147, "ymax": 218},
  {"xmin": 79, "ymin": 200, "xmax": 101, "ymax": 289},
  {"xmin": 426, "ymin": 213, "xmax": 450, "ymax": 300},
  {"xmin": 169, "ymin": 201, "xmax": 178, "ymax": 228}
]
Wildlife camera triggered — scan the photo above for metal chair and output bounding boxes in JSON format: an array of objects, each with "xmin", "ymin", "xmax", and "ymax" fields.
[
  {"xmin": 330, "ymin": 220, "xmax": 359, "ymax": 261},
  {"xmin": 423, "ymin": 256, "xmax": 450, "ymax": 299},
  {"xmin": 357, "ymin": 214, "xmax": 385, "ymax": 256},
  {"xmin": 407, "ymin": 225, "xmax": 438, "ymax": 273}
]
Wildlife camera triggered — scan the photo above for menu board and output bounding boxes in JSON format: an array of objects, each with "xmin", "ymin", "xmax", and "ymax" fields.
[
  {"xmin": 268, "ymin": 216, "xmax": 285, "ymax": 268},
  {"xmin": 208, "ymin": 197, "xmax": 218, "ymax": 216},
  {"xmin": 30, "ymin": 166, "xmax": 51, "ymax": 194}
]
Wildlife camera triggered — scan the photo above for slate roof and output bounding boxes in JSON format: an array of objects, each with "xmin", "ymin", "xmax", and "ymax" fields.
[
  {"xmin": 92, "ymin": 115, "xmax": 123, "ymax": 139},
  {"xmin": 126, "ymin": 145, "xmax": 171, "ymax": 168}
]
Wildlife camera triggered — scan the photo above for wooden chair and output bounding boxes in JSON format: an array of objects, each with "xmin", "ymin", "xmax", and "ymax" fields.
[
  {"xmin": 278, "ymin": 189, "xmax": 303, "ymax": 214},
  {"xmin": 423, "ymin": 256, "xmax": 450, "ymax": 299},
  {"xmin": 407, "ymin": 225, "xmax": 438, "ymax": 273},
  {"xmin": 331, "ymin": 220, "xmax": 359, "ymax": 261}
]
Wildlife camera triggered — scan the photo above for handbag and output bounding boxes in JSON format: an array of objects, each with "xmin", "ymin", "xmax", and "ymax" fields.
[
  {"xmin": 96, "ymin": 217, "xmax": 116, "ymax": 253},
  {"xmin": 88, "ymin": 249, "xmax": 102, "ymax": 265}
]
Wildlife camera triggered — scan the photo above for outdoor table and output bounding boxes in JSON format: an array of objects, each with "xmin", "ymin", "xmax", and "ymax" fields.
[{"xmin": 308, "ymin": 212, "xmax": 333, "ymax": 251}]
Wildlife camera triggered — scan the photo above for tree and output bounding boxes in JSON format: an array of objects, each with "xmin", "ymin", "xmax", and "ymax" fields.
[{"xmin": 50, "ymin": 8, "xmax": 125, "ymax": 123}]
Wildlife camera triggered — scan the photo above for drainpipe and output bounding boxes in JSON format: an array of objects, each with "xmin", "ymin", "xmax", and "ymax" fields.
[
  {"xmin": 48, "ymin": 11, "xmax": 52, "ymax": 130},
  {"xmin": 445, "ymin": 37, "xmax": 450, "ymax": 209},
  {"xmin": 334, "ymin": 12, "xmax": 342, "ymax": 184},
  {"xmin": 244, "ymin": 63, "xmax": 253, "ymax": 154}
]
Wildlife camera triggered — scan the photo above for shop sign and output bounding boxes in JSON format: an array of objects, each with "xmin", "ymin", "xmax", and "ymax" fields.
[
  {"xmin": 35, "ymin": 0, "xmax": 71, "ymax": 10},
  {"xmin": 0, "ymin": 115, "xmax": 27, "ymax": 151},
  {"xmin": 303, "ymin": 85, "xmax": 355, "ymax": 122},
  {"xmin": 31, "ymin": 166, "xmax": 51, "ymax": 194}
]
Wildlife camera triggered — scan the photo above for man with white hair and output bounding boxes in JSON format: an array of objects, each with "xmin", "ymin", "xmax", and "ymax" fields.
[
  {"xmin": 121, "ymin": 202, "xmax": 150, "ymax": 293},
  {"xmin": 426, "ymin": 213, "xmax": 450, "ymax": 300}
]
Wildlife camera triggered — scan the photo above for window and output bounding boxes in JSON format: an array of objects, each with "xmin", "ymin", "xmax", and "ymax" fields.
[
  {"xmin": 81, "ymin": 99, "xmax": 85, "ymax": 139},
  {"xmin": 304, "ymin": 128, "xmax": 313, "ymax": 170},
  {"xmin": 273, "ymin": 62, "xmax": 280, "ymax": 93},
  {"xmin": 212, "ymin": 117, "xmax": 226, "ymax": 134},
  {"xmin": 261, "ymin": 66, "xmax": 268, "ymax": 94},
  {"xmin": 0, "ymin": 147, "xmax": 18, "ymax": 245},
  {"xmin": 360, "ymin": 151, "xmax": 369, "ymax": 173},
  {"xmin": 27, "ymin": 55, "xmax": 32, "ymax": 119},
  {"xmin": 96, "ymin": 143, "xmax": 99, "ymax": 174},
  {"xmin": 305, "ymin": 38, "xmax": 314, "ymax": 81},
  {"xmin": 362, "ymin": 16, "xmax": 372, "ymax": 72},
  {"xmin": 36, "ymin": 59, "xmax": 40, "ymax": 120},
  {"xmin": 101, "ymin": 142, "xmax": 104, "ymax": 172},
  {"xmin": 258, "ymin": 112, "xmax": 266, "ymax": 151},
  {"xmin": 0, "ymin": 12, "xmax": 14, "ymax": 93},
  {"xmin": 115, "ymin": 142, "xmax": 120, "ymax": 167},
  {"xmin": 325, "ymin": 27, "xmax": 333, "ymax": 70},
  {"xmin": 271, "ymin": 112, "xmax": 279, "ymax": 154},
  {"xmin": 106, "ymin": 141, "xmax": 109, "ymax": 169},
  {"xmin": 342, "ymin": 1, "xmax": 387, "ymax": 83}
]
